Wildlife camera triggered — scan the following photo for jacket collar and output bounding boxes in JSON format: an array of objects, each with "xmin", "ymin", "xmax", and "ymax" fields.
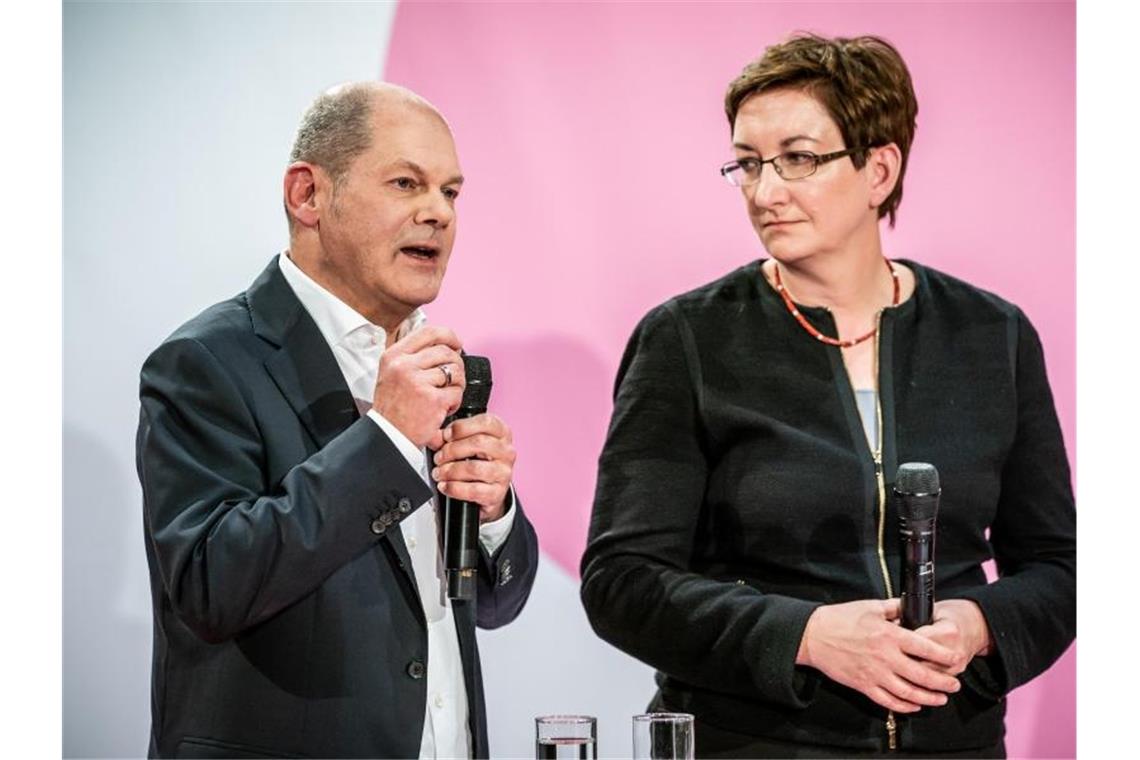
[{"xmin": 247, "ymin": 254, "xmax": 359, "ymax": 449}]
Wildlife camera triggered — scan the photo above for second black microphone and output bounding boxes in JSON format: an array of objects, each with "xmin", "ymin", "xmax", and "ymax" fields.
[{"xmin": 894, "ymin": 462, "xmax": 941, "ymax": 630}]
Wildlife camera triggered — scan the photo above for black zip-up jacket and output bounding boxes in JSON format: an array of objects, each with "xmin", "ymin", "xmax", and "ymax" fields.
[{"xmin": 581, "ymin": 259, "xmax": 1075, "ymax": 754}]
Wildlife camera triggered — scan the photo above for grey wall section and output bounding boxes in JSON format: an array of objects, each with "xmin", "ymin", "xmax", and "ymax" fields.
[{"xmin": 63, "ymin": 3, "xmax": 398, "ymax": 756}]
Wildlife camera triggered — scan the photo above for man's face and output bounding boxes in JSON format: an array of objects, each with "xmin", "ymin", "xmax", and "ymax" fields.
[{"xmin": 317, "ymin": 103, "xmax": 463, "ymax": 324}]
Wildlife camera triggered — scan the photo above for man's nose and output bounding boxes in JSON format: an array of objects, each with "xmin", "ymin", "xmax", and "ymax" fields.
[{"xmin": 415, "ymin": 190, "xmax": 455, "ymax": 228}]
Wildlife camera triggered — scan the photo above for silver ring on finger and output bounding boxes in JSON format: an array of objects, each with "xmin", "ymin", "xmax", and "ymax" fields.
[{"xmin": 439, "ymin": 364, "xmax": 453, "ymax": 387}]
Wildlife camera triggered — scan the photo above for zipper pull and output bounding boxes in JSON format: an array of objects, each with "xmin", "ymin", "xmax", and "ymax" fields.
[{"xmin": 886, "ymin": 712, "xmax": 898, "ymax": 750}]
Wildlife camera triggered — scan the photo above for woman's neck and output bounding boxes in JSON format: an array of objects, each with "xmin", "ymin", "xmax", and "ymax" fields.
[{"xmin": 770, "ymin": 247, "xmax": 894, "ymax": 316}]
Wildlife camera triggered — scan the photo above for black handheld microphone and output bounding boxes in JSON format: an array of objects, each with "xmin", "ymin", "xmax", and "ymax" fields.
[
  {"xmin": 444, "ymin": 355, "xmax": 492, "ymax": 601},
  {"xmin": 894, "ymin": 462, "xmax": 941, "ymax": 630}
]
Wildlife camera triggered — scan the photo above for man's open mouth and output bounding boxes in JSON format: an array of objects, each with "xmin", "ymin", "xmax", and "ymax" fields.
[{"xmin": 400, "ymin": 245, "xmax": 439, "ymax": 260}]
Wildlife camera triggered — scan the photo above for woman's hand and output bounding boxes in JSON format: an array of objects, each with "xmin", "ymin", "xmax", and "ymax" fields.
[
  {"xmin": 912, "ymin": 599, "xmax": 993, "ymax": 675},
  {"xmin": 796, "ymin": 599, "xmax": 961, "ymax": 713}
]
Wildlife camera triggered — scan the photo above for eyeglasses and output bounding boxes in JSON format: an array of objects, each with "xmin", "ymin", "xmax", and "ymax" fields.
[{"xmin": 719, "ymin": 147, "xmax": 867, "ymax": 187}]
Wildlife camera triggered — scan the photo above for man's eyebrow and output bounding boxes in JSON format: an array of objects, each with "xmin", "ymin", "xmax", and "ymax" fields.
[
  {"xmin": 388, "ymin": 159, "xmax": 464, "ymax": 185},
  {"xmin": 388, "ymin": 159, "xmax": 426, "ymax": 176}
]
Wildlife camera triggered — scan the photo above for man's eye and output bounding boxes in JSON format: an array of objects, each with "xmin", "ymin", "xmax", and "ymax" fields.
[
  {"xmin": 392, "ymin": 177, "xmax": 418, "ymax": 190},
  {"xmin": 442, "ymin": 187, "xmax": 459, "ymax": 201},
  {"xmin": 782, "ymin": 152, "xmax": 816, "ymax": 166}
]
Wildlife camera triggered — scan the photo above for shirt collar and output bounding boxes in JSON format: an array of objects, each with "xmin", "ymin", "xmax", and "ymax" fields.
[{"xmin": 278, "ymin": 252, "xmax": 426, "ymax": 349}]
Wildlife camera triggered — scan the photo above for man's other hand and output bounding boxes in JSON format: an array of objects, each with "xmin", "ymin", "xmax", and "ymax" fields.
[{"xmin": 432, "ymin": 413, "xmax": 516, "ymax": 522}]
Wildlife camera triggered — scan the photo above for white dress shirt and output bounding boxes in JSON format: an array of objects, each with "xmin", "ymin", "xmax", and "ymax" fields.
[{"xmin": 278, "ymin": 253, "xmax": 515, "ymax": 759}]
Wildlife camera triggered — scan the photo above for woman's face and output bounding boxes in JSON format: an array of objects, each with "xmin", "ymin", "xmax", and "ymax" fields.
[{"xmin": 731, "ymin": 88, "xmax": 879, "ymax": 263}]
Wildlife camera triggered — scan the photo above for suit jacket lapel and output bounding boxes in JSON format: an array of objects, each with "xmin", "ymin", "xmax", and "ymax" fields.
[
  {"xmin": 247, "ymin": 256, "xmax": 419, "ymax": 591},
  {"xmin": 249, "ymin": 256, "xmax": 356, "ymax": 449}
]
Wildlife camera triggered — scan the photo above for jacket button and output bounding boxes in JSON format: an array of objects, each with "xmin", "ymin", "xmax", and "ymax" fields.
[
  {"xmin": 370, "ymin": 518, "xmax": 386, "ymax": 535},
  {"xmin": 398, "ymin": 497, "xmax": 413, "ymax": 514},
  {"xmin": 406, "ymin": 659, "xmax": 425, "ymax": 679}
]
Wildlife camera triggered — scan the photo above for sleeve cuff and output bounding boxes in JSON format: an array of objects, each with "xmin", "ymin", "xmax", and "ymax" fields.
[
  {"xmin": 478, "ymin": 484, "xmax": 517, "ymax": 555},
  {"xmin": 752, "ymin": 594, "xmax": 825, "ymax": 709},
  {"xmin": 950, "ymin": 588, "xmax": 1012, "ymax": 694},
  {"xmin": 366, "ymin": 409, "xmax": 427, "ymax": 476}
]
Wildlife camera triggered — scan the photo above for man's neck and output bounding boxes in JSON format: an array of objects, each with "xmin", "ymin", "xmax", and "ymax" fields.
[{"xmin": 285, "ymin": 248, "xmax": 412, "ymax": 337}]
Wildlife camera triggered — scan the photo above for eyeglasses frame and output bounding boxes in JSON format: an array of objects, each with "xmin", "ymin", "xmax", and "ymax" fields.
[{"xmin": 719, "ymin": 146, "xmax": 870, "ymax": 186}]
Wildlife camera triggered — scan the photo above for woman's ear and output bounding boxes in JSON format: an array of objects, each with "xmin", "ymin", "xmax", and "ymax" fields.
[{"xmin": 865, "ymin": 143, "xmax": 902, "ymax": 213}]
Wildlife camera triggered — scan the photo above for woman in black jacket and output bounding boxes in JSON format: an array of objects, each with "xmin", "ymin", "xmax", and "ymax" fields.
[{"xmin": 580, "ymin": 33, "xmax": 1075, "ymax": 758}]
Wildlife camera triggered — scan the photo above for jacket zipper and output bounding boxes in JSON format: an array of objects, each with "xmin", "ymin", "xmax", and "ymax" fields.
[
  {"xmin": 870, "ymin": 310, "xmax": 898, "ymax": 751},
  {"xmin": 877, "ymin": 445, "xmax": 897, "ymax": 750}
]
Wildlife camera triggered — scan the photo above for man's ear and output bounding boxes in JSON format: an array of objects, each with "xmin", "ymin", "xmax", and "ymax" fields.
[
  {"xmin": 284, "ymin": 162, "xmax": 322, "ymax": 229},
  {"xmin": 865, "ymin": 143, "xmax": 902, "ymax": 213}
]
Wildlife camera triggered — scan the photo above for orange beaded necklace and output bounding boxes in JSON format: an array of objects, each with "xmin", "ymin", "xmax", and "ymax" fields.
[{"xmin": 772, "ymin": 258, "xmax": 900, "ymax": 348}]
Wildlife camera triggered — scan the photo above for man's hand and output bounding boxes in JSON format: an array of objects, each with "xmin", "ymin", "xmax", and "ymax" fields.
[
  {"xmin": 431, "ymin": 413, "xmax": 516, "ymax": 523},
  {"xmin": 912, "ymin": 599, "xmax": 993, "ymax": 675},
  {"xmin": 797, "ymin": 599, "xmax": 962, "ymax": 713},
  {"xmin": 372, "ymin": 326, "xmax": 464, "ymax": 449}
]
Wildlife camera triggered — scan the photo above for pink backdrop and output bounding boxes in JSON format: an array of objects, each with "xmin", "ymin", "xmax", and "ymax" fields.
[{"xmin": 386, "ymin": 3, "xmax": 1076, "ymax": 757}]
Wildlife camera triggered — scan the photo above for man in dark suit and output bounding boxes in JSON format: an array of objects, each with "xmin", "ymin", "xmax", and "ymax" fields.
[{"xmin": 136, "ymin": 82, "xmax": 538, "ymax": 759}]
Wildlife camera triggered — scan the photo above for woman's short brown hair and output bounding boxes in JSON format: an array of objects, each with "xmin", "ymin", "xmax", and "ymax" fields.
[{"xmin": 724, "ymin": 33, "xmax": 918, "ymax": 226}]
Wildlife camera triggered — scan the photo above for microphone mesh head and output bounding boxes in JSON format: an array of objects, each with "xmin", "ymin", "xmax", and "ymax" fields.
[
  {"xmin": 895, "ymin": 462, "xmax": 940, "ymax": 495},
  {"xmin": 460, "ymin": 355, "xmax": 492, "ymax": 412}
]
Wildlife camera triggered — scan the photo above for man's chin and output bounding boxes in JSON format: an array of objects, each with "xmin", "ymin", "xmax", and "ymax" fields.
[{"xmin": 396, "ymin": 285, "xmax": 443, "ymax": 310}]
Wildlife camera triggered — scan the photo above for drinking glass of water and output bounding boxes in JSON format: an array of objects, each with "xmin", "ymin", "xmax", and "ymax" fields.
[
  {"xmin": 632, "ymin": 713, "xmax": 694, "ymax": 760},
  {"xmin": 535, "ymin": 715, "xmax": 597, "ymax": 759}
]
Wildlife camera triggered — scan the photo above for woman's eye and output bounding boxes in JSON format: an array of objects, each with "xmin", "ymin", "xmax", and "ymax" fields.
[
  {"xmin": 739, "ymin": 158, "xmax": 761, "ymax": 174},
  {"xmin": 783, "ymin": 152, "xmax": 815, "ymax": 166}
]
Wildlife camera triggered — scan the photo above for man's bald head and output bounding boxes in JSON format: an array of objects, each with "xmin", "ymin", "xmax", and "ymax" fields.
[{"xmin": 285, "ymin": 82, "xmax": 447, "ymax": 230}]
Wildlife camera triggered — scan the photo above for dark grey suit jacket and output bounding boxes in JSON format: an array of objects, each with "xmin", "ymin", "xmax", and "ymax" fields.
[{"xmin": 136, "ymin": 256, "xmax": 538, "ymax": 759}]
